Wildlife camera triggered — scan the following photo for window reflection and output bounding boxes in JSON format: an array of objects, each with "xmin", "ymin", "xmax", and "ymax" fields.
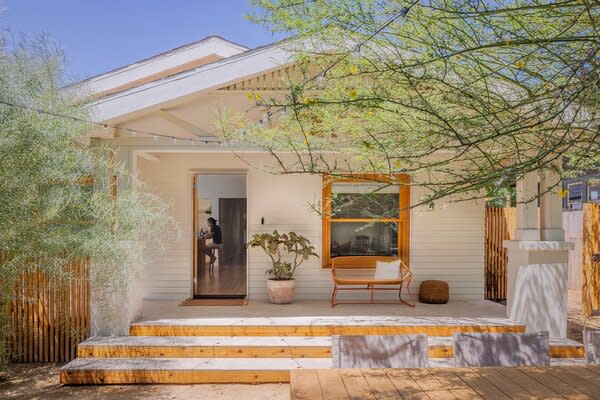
[
  {"xmin": 330, "ymin": 222, "xmax": 398, "ymax": 257},
  {"xmin": 331, "ymin": 182, "xmax": 399, "ymax": 219}
]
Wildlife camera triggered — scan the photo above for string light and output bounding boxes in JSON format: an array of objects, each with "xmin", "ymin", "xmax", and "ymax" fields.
[
  {"xmin": 0, "ymin": 100, "xmax": 222, "ymax": 146},
  {"xmin": 316, "ymin": 71, "xmax": 326, "ymax": 87}
]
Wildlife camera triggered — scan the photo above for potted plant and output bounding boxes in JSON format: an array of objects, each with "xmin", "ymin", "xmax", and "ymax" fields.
[{"xmin": 247, "ymin": 230, "xmax": 318, "ymax": 304}]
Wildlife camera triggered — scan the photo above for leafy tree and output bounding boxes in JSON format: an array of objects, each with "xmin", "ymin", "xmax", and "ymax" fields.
[
  {"xmin": 0, "ymin": 36, "xmax": 170, "ymax": 365},
  {"xmin": 224, "ymin": 0, "xmax": 599, "ymax": 208}
]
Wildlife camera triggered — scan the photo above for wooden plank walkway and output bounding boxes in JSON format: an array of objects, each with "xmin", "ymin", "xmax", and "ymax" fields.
[{"xmin": 290, "ymin": 366, "xmax": 600, "ymax": 399}]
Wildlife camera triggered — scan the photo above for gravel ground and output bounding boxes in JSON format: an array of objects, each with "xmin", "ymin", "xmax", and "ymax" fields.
[{"xmin": 567, "ymin": 289, "xmax": 600, "ymax": 342}]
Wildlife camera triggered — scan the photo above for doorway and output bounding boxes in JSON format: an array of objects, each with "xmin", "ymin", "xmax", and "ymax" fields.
[{"xmin": 193, "ymin": 173, "xmax": 247, "ymax": 298}]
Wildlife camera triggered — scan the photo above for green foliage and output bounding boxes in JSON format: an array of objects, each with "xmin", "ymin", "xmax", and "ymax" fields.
[
  {"xmin": 0, "ymin": 36, "xmax": 170, "ymax": 365},
  {"xmin": 226, "ymin": 0, "xmax": 600, "ymax": 208},
  {"xmin": 247, "ymin": 230, "xmax": 318, "ymax": 280}
]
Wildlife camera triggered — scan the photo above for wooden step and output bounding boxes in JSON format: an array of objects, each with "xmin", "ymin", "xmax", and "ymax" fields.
[
  {"xmin": 427, "ymin": 337, "xmax": 584, "ymax": 359},
  {"xmin": 130, "ymin": 316, "xmax": 525, "ymax": 337},
  {"xmin": 60, "ymin": 356, "xmax": 588, "ymax": 385},
  {"xmin": 78, "ymin": 335, "xmax": 584, "ymax": 359},
  {"xmin": 60, "ymin": 357, "xmax": 332, "ymax": 385},
  {"xmin": 78, "ymin": 336, "xmax": 331, "ymax": 358}
]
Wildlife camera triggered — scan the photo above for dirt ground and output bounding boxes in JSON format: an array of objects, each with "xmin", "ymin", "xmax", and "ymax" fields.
[
  {"xmin": 567, "ymin": 289, "xmax": 600, "ymax": 342},
  {"xmin": 0, "ymin": 364, "xmax": 289, "ymax": 400},
  {"xmin": 1, "ymin": 293, "xmax": 598, "ymax": 399}
]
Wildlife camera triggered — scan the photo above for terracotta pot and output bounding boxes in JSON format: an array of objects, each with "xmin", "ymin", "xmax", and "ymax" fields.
[{"xmin": 267, "ymin": 279, "xmax": 296, "ymax": 304}]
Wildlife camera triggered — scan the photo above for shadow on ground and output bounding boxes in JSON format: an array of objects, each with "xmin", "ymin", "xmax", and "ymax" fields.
[{"xmin": 0, "ymin": 364, "xmax": 288, "ymax": 400}]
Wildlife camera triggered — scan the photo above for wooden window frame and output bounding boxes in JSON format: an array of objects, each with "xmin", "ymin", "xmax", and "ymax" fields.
[
  {"xmin": 567, "ymin": 181, "xmax": 584, "ymax": 210},
  {"xmin": 322, "ymin": 174, "xmax": 410, "ymax": 268}
]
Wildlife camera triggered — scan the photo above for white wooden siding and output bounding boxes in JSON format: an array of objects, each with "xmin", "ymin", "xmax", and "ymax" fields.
[{"xmin": 136, "ymin": 152, "xmax": 485, "ymax": 301}]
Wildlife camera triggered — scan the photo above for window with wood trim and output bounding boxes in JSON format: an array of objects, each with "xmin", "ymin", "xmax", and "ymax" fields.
[{"xmin": 322, "ymin": 175, "xmax": 410, "ymax": 268}]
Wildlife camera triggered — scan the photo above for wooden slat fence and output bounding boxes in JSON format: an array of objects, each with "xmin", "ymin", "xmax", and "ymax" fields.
[
  {"xmin": 7, "ymin": 258, "xmax": 90, "ymax": 363},
  {"xmin": 484, "ymin": 207, "xmax": 516, "ymax": 301},
  {"xmin": 582, "ymin": 203, "xmax": 600, "ymax": 316}
]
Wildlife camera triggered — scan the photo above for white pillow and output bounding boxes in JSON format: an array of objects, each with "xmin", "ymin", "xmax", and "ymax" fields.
[{"xmin": 374, "ymin": 260, "xmax": 401, "ymax": 280}]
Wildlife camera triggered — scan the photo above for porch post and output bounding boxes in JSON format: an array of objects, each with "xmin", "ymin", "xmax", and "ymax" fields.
[
  {"xmin": 504, "ymin": 168, "xmax": 572, "ymax": 338},
  {"xmin": 540, "ymin": 169, "xmax": 565, "ymax": 241},
  {"xmin": 515, "ymin": 172, "xmax": 540, "ymax": 240},
  {"xmin": 90, "ymin": 145, "xmax": 145, "ymax": 336}
]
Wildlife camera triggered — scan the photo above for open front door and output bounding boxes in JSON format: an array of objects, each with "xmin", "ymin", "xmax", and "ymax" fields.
[
  {"xmin": 192, "ymin": 175, "xmax": 199, "ymax": 296},
  {"xmin": 192, "ymin": 173, "xmax": 247, "ymax": 298}
]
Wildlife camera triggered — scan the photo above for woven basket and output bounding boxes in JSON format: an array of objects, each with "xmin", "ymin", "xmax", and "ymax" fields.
[{"xmin": 418, "ymin": 280, "xmax": 449, "ymax": 304}]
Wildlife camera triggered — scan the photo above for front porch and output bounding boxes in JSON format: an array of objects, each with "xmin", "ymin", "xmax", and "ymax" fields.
[
  {"xmin": 139, "ymin": 298, "xmax": 507, "ymax": 321},
  {"xmin": 60, "ymin": 299, "xmax": 587, "ymax": 385}
]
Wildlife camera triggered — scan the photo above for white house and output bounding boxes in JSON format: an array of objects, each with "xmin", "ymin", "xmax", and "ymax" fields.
[{"xmin": 76, "ymin": 36, "xmax": 570, "ymax": 338}]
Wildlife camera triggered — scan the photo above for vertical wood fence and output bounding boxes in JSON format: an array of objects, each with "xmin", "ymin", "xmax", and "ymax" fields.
[
  {"xmin": 484, "ymin": 207, "xmax": 516, "ymax": 301},
  {"xmin": 582, "ymin": 203, "xmax": 600, "ymax": 316},
  {"xmin": 7, "ymin": 259, "xmax": 90, "ymax": 363}
]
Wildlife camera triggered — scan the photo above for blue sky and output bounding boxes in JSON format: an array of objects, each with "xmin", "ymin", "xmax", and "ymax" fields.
[{"xmin": 0, "ymin": 1, "xmax": 279, "ymax": 83}]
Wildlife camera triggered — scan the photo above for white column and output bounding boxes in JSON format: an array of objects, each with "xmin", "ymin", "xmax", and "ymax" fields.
[
  {"xmin": 90, "ymin": 145, "xmax": 145, "ymax": 336},
  {"xmin": 504, "ymin": 169, "xmax": 572, "ymax": 338},
  {"xmin": 515, "ymin": 171, "xmax": 540, "ymax": 240},
  {"xmin": 540, "ymin": 170, "xmax": 565, "ymax": 241}
]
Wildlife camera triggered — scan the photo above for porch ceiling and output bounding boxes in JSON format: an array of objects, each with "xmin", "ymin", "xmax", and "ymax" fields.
[{"xmin": 109, "ymin": 92, "xmax": 266, "ymax": 139}]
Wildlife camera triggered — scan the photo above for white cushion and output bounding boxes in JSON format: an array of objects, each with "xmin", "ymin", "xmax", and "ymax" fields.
[{"xmin": 374, "ymin": 260, "xmax": 401, "ymax": 280}]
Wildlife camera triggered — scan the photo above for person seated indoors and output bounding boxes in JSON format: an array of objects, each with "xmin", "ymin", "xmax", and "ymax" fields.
[{"xmin": 200, "ymin": 217, "xmax": 222, "ymax": 265}]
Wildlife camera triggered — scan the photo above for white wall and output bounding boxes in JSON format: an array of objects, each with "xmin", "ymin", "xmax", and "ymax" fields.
[{"xmin": 137, "ymin": 152, "xmax": 485, "ymax": 301}]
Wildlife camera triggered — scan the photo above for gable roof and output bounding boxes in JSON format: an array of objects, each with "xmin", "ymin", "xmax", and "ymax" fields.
[
  {"xmin": 70, "ymin": 36, "xmax": 249, "ymax": 100},
  {"xmin": 85, "ymin": 40, "xmax": 292, "ymax": 123}
]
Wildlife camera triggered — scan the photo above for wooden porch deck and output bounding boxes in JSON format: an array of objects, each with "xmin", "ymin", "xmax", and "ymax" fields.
[
  {"xmin": 291, "ymin": 366, "xmax": 600, "ymax": 399},
  {"xmin": 139, "ymin": 298, "xmax": 508, "ymax": 321}
]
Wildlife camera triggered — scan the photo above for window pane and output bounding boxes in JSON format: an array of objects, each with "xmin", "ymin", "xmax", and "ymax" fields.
[
  {"xmin": 330, "ymin": 222, "xmax": 398, "ymax": 257},
  {"xmin": 568, "ymin": 182, "xmax": 583, "ymax": 210},
  {"xmin": 589, "ymin": 181, "xmax": 600, "ymax": 202},
  {"xmin": 331, "ymin": 182, "xmax": 399, "ymax": 219}
]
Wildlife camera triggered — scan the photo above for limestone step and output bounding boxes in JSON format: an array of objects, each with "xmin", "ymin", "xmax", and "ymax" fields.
[
  {"xmin": 60, "ymin": 357, "xmax": 332, "ymax": 384},
  {"xmin": 130, "ymin": 316, "xmax": 525, "ymax": 337},
  {"xmin": 60, "ymin": 356, "xmax": 588, "ymax": 385},
  {"xmin": 77, "ymin": 335, "xmax": 583, "ymax": 359}
]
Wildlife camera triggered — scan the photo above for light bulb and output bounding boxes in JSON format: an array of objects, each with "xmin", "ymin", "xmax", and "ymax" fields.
[{"xmin": 316, "ymin": 71, "xmax": 326, "ymax": 87}]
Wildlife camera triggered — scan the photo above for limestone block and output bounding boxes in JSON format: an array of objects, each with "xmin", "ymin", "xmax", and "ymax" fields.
[
  {"xmin": 584, "ymin": 329, "xmax": 600, "ymax": 365},
  {"xmin": 454, "ymin": 332, "xmax": 550, "ymax": 367},
  {"xmin": 331, "ymin": 334, "xmax": 429, "ymax": 368}
]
